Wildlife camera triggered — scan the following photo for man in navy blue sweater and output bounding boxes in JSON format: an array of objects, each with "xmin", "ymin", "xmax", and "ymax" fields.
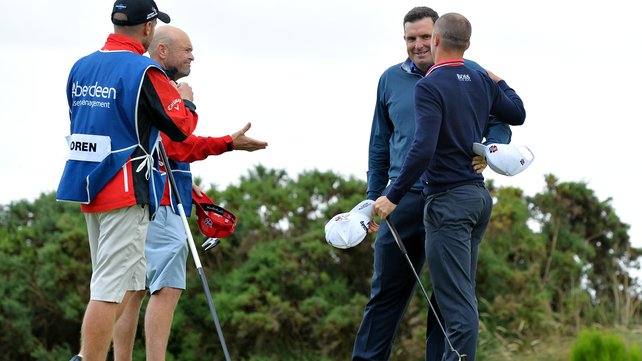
[
  {"xmin": 352, "ymin": 6, "xmax": 512, "ymax": 361},
  {"xmin": 373, "ymin": 12, "xmax": 526, "ymax": 361}
]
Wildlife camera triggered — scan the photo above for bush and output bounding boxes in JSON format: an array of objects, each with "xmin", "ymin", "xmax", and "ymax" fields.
[{"xmin": 570, "ymin": 328, "xmax": 641, "ymax": 361}]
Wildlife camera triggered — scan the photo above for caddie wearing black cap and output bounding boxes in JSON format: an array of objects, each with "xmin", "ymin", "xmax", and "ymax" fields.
[
  {"xmin": 61, "ymin": 1, "xmax": 200, "ymax": 360},
  {"xmin": 111, "ymin": 0, "xmax": 170, "ymax": 26}
]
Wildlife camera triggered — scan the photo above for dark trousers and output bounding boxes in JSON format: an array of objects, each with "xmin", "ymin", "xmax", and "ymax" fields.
[
  {"xmin": 426, "ymin": 293, "xmax": 445, "ymax": 360},
  {"xmin": 352, "ymin": 190, "xmax": 425, "ymax": 361},
  {"xmin": 424, "ymin": 184, "xmax": 492, "ymax": 361}
]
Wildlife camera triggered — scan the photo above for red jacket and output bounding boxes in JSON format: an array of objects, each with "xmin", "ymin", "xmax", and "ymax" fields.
[
  {"xmin": 81, "ymin": 34, "xmax": 198, "ymax": 213},
  {"xmin": 159, "ymin": 133, "xmax": 234, "ymax": 206}
]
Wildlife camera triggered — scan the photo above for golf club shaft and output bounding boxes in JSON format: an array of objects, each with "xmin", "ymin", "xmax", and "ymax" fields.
[
  {"xmin": 384, "ymin": 218, "xmax": 466, "ymax": 360},
  {"xmin": 158, "ymin": 141, "xmax": 232, "ymax": 361},
  {"xmin": 198, "ymin": 267, "xmax": 231, "ymax": 361}
]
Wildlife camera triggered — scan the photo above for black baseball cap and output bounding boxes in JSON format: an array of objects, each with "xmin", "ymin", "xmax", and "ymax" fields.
[{"xmin": 111, "ymin": 0, "xmax": 171, "ymax": 26}]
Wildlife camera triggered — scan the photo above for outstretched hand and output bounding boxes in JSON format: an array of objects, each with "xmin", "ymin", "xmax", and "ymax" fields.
[{"xmin": 231, "ymin": 122, "xmax": 268, "ymax": 151}]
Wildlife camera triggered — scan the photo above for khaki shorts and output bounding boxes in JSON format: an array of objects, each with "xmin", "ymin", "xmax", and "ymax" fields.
[{"xmin": 84, "ymin": 205, "xmax": 150, "ymax": 303}]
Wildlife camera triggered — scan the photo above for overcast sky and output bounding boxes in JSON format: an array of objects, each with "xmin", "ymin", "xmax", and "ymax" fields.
[{"xmin": 1, "ymin": 0, "xmax": 640, "ymax": 253}]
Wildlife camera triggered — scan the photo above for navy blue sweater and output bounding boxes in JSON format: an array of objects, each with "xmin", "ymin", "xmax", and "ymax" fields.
[
  {"xmin": 367, "ymin": 58, "xmax": 512, "ymax": 201},
  {"xmin": 386, "ymin": 60, "xmax": 525, "ymax": 204}
]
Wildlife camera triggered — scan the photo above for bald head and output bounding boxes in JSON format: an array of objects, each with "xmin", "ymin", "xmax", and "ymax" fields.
[
  {"xmin": 433, "ymin": 13, "xmax": 471, "ymax": 52},
  {"xmin": 149, "ymin": 25, "xmax": 194, "ymax": 80}
]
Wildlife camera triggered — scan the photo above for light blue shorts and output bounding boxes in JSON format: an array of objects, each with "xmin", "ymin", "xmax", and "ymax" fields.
[{"xmin": 145, "ymin": 206, "xmax": 188, "ymax": 294}]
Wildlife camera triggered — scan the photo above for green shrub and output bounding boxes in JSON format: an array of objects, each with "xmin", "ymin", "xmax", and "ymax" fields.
[{"xmin": 570, "ymin": 328, "xmax": 641, "ymax": 361}]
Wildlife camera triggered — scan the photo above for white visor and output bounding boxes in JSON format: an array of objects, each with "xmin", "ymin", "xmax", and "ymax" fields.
[
  {"xmin": 324, "ymin": 200, "xmax": 374, "ymax": 249},
  {"xmin": 473, "ymin": 143, "xmax": 534, "ymax": 176}
]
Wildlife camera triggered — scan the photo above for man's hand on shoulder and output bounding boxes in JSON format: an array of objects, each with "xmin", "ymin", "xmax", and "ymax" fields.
[{"xmin": 485, "ymin": 70, "xmax": 502, "ymax": 83}]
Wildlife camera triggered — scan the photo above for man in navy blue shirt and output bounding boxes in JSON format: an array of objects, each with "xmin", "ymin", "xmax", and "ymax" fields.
[
  {"xmin": 373, "ymin": 12, "xmax": 526, "ymax": 361},
  {"xmin": 352, "ymin": 6, "xmax": 512, "ymax": 361}
]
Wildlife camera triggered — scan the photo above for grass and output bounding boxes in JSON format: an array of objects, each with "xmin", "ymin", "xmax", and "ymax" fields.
[{"xmin": 480, "ymin": 326, "xmax": 642, "ymax": 361}]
